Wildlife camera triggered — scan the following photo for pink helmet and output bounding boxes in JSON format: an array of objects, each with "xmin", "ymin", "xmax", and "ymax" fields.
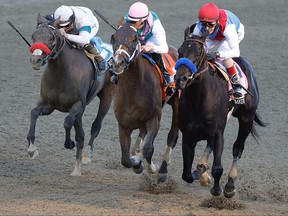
[{"xmin": 128, "ymin": 2, "xmax": 149, "ymax": 21}]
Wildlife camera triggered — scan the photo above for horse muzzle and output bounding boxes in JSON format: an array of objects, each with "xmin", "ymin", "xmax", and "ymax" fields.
[
  {"xmin": 111, "ymin": 55, "xmax": 128, "ymax": 74},
  {"xmin": 30, "ymin": 55, "xmax": 46, "ymax": 70}
]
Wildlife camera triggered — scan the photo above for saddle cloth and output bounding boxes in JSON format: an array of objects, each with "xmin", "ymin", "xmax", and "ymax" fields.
[
  {"xmin": 213, "ymin": 59, "xmax": 249, "ymax": 101},
  {"xmin": 142, "ymin": 53, "xmax": 176, "ymax": 100}
]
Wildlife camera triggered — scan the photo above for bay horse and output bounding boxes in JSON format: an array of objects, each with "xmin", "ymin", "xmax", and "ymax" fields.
[
  {"xmin": 174, "ymin": 27, "xmax": 266, "ymax": 198},
  {"xmin": 110, "ymin": 18, "xmax": 179, "ymax": 182},
  {"xmin": 27, "ymin": 14, "xmax": 114, "ymax": 176}
]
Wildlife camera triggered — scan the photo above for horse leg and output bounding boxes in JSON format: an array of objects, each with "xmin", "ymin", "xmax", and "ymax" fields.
[
  {"xmin": 27, "ymin": 102, "xmax": 54, "ymax": 159},
  {"xmin": 197, "ymin": 145, "xmax": 213, "ymax": 186},
  {"xmin": 158, "ymin": 97, "xmax": 179, "ymax": 182},
  {"xmin": 118, "ymin": 123, "xmax": 134, "ymax": 168},
  {"xmin": 142, "ymin": 117, "xmax": 160, "ymax": 174},
  {"xmin": 131, "ymin": 129, "xmax": 146, "ymax": 156},
  {"xmin": 210, "ymin": 133, "xmax": 224, "ymax": 196},
  {"xmin": 63, "ymin": 101, "xmax": 84, "ymax": 150},
  {"xmin": 71, "ymin": 117, "xmax": 85, "ymax": 176},
  {"xmin": 182, "ymin": 134, "xmax": 197, "ymax": 183},
  {"xmin": 82, "ymin": 86, "xmax": 114, "ymax": 165},
  {"xmin": 224, "ymin": 119, "xmax": 253, "ymax": 198}
]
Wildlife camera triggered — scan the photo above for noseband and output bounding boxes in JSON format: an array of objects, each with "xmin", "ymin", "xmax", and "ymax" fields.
[
  {"xmin": 112, "ymin": 25, "xmax": 142, "ymax": 74},
  {"xmin": 30, "ymin": 24, "xmax": 66, "ymax": 60}
]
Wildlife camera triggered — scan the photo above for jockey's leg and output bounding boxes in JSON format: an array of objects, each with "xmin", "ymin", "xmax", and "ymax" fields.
[
  {"xmin": 223, "ymin": 58, "xmax": 243, "ymax": 98},
  {"xmin": 151, "ymin": 53, "xmax": 171, "ymax": 86},
  {"xmin": 84, "ymin": 44, "xmax": 106, "ymax": 71}
]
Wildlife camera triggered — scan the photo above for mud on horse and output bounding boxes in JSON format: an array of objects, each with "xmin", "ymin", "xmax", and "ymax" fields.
[
  {"xmin": 27, "ymin": 14, "xmax": 114, "ymax": 176},
  {"xmin": 110, "ymin": 18, "xmax": 179, "ymax": 182},
  {"xmin": 174, "ymin": 27, "xmax": 266, "ymax": 198}
]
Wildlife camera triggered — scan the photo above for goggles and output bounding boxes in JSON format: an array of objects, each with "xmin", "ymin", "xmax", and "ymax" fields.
[{"xmin": 201, "ymin": 21, "xmax": 216, "ymax": 28}]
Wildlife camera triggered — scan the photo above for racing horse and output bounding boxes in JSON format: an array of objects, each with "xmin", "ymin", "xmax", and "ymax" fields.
[
  {"xmin": 110, "ymin": 18, "xmax": 179, "ymax": 182},
  {"xmin": 27, "ymin": 14, "xmax": 114, "ymax": 176},
  {"xmin": 174, "ymin": 27, "xmax": 266, "ymax": 198}
]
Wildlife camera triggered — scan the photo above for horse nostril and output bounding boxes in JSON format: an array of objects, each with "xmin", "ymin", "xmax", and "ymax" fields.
[{"xmin": 181, "ymin": 77, "xmax": 188, "ymax": 82}]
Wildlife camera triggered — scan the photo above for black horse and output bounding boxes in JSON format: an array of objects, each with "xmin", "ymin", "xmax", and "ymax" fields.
[
  {"xmin": 27, "ymin": 14, "xmax": 114, "ymax": 176},
  {"xmin": 174, "ymin": 27, "xmax": 266, "ymax": 198}
]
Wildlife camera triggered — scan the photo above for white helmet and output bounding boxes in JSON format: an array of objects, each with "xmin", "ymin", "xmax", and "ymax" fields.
[{"xmin": 54, "ymin": 5, "xmax": 74, "ymax": 27}]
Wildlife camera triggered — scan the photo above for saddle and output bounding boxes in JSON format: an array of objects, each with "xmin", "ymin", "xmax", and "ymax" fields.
[
  {"xmin": 84, "ymin": 37, "xmax": 114, "ymax": 80},
  {"xmin": 142, "ymin": 53, "xmax": 176, "ymax": 100},
  {"xmin": 211, "ymin": 59, "xmax": 248, "ymax": 104}
]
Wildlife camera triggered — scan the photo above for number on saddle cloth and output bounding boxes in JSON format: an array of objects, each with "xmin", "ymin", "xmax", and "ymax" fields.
[{"xmin": 90, "ymin": 37, "xmax": 114, "ymax": 69}]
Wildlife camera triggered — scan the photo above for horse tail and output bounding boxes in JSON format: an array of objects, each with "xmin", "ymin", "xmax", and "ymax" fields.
[{"xmin": 251, "ymin": 112, "xmax": 268, "ymax": 143}]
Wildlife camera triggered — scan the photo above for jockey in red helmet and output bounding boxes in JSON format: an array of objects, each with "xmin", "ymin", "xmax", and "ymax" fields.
[{"xmin": 193, "ymin": 2, "xmax": 245, "ymax": 99}]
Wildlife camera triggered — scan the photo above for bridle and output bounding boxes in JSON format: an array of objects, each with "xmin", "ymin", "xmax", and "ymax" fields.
[
  {"xmin": 182, "ymin": 37, "xmax": 209, "ymax": 80},
  {"xmin": 112, "ymin": 25, "xmax": 142, "ymax": 74},
  {"xmin": 30, "ymin": 24, "xmax": 66, "ymax": 61}
]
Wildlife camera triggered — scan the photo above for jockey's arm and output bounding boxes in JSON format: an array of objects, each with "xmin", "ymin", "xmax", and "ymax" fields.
[
  {"xmin": 146, "ymin": 19, "xmax": 168, "ymax": 53},
  {"xmin": 65, "ymin": 26, "xmax": 91, "ymax": 46},
  {"xmin": 219, "ymin": 25, "xmax": 240, "ymax": 59}
]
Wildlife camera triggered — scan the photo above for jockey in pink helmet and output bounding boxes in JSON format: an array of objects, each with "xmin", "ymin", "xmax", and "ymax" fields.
[
  {"xmin": 124, "ymin": 2, "xmax": 173, "ymax": 90},
  {"xmin": 53, "ymin": 5, "xmax": 105, "ymax": 72},
  {"xmin": 192, "ymin": 2, "xmax": 245, "ymax": 99}
]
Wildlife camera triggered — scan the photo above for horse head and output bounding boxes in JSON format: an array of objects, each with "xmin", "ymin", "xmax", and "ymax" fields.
[
  {"xmin": 110, "ymin": 17, "xmax": 142, "ymax": 74},
  {"xmin": 29, "ymin": 14, "xmax": 64, "ymax": 70},
  {"xmin": 174, "ymin": 26, "xmax": 209, "ymax": 89}
]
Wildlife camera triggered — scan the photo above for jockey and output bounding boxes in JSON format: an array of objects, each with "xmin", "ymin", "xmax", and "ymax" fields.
[
  {"xmin": 124, "ymin": 2, "xmax": 173, "ymax": 90},
  {"xmin": 192, "ymin": 2, "xmax": 245, "ymax": 99},
  {"xmin": 53, "ymin": 5, "xmax": 106, "ymax": 72}
]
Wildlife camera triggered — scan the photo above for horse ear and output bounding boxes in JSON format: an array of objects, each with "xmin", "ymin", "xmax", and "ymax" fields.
[
  {"xmin": 36, "ymin": 13, "xmax": 44, "ymax": 26},
  {"xmin": 184, "ymin": 26, "xmax": 190, "ymax": 40},
  {"xmin": 200, "ymin": 29, "xmax": 209, "ymax": 42},
  {"xmin": 118, "ymin": 17, "xmax": 124, "ymax": 28},
  {"xmin": 51, "ymin": 16, "xmax": 61, "ymax": 28},
  {"xmin": 134, "ymin": 19, "xmax": 143, "ymax": 30}
]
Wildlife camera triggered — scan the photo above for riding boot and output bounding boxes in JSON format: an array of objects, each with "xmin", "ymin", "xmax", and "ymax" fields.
[
  {"xmin": 151, "ymin": 53, "xmax": 171, "ymax": 86},
  {"xmin": 227, "ymin": 65, "xmax": 243, "ymax": 98},
  {"xmin": 84, "ymin": 44, "xmax": 106, "ymax": 71}
]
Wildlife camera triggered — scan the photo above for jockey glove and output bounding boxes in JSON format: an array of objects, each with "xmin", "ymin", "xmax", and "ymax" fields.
[{"xmin": 206, "ymin": 52, "xmax": 219, "ymax": 60}]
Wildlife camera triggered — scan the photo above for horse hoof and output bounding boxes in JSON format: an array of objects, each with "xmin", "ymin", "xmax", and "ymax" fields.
[
  {"xmin": 182, "ymin": 173, "xmax": 194, "ymax": 183},
  {"xmin": 147, "ymin": 162, "xmax": 157, "ymax": 174},
  {"xmin": 65, "ymin": 141, "xmax": 75, "ymax": 149},
  {"xmin": 133, "ymin": 163, "xmax": 144, "ymax": 174},
  {"xmin": 28, "ymin": 147, "xmax": 39, "ymax": 160},
  {"xmin": 70, "ymin": 168, "xmax": 81, "ymax": 176},
  {"xmin": 82, "ymin": 156, "xmax": 91, "ymax": 165},
  {"xmin": 158, "ymin": 173, "xmax": 168, "ymax": 183},
  {"xmin": 210, "ymin": 186, "xmax": 223, "ymax": 196},
  {"xmin": 199, "ymin": 172, "xmax": 211, "ymax": 187},
  {"xmin": 224, "ymin": 188, "xmax": 236, "ymax": 198}
]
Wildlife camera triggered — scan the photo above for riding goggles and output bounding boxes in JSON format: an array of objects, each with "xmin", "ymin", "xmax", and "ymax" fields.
[{"xmin": 200, "ymin": 21, "xmax": 216, "ymax": 28}]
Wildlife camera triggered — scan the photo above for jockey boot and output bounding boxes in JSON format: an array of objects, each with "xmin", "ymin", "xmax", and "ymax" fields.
[
  {"xmin": 84, "ymin": 44, "xmax": 106, "ymax": 71},
  {"xmin": 227, "ymin": 65, "xmax": 243, "ymax": 98},
  {"xmin": 151, "ymin": 53, "xmax": 171, "ymax": 86}
]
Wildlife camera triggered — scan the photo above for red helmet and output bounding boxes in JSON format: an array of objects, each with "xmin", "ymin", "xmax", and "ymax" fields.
[{"xmin": 198, "ymin": 3, "xmax": 219, "ymax": 23}]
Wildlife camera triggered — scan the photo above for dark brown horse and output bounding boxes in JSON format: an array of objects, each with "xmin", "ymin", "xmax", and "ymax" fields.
[
  {"xmin": 174, "ymin": 27, "xmax": 266, "ymax": 198},
  {"xmin": 27, "ymin": 14, "xmax": 114, "ymax": 176},
  {"xmin": 110, "ymin": 19, "xmax": 179, "ymax": 182}
]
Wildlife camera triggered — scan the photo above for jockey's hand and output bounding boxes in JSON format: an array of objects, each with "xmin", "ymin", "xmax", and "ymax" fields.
[
  {"xmin": 59, "ymin": 28, "xmax": 68, "ymax": 38},
  {"xmin": 141, "ymin": 45, "xmax": 154, "ymax": 53},
  {"xmin": 206, "ymin": 52, "xmax": 219, "ymax": 60}
]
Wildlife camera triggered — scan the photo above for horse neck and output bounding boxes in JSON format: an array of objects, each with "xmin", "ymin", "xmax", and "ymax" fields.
[
  {"xmin": 120, "ymin": 57, "xmax": 147, "ymax": 87},
  {"xmin": 47, "ymin": 43, "xmax": 83, "ymax": 72}
]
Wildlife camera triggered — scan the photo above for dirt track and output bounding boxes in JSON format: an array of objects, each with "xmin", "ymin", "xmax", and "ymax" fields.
[{"xmin": 1, "ymin": 0, "xmax": 287, "ymax": 215}]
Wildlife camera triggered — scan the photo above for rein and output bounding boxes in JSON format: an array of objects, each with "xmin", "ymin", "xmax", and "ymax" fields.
[
  {"xmin": 47, "ymin": 25, "xmax": 66, "ymax": 60},
  {"xmin": 30, "ymin": 24, "xmax": 66, "ymax": 60},
  {"xmin": 184, "ymin": 38, "xmax": 209, "ymax": 83}
]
